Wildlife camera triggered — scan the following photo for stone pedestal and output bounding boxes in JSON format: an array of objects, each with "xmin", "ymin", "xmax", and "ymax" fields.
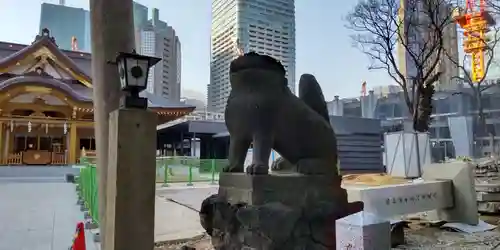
[
  {"xmin": 336, "ymin": 211, "xmax": 391, "ymax": 250},
  {"xmin": 200, "ymin": 173, "xmax": 363, "ymax": 250},
  {"xmin": 103, "ymin": 109, "xmax": 157, "ymax": 250}
]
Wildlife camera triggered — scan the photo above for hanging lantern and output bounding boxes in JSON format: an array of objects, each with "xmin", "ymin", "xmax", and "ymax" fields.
[
  {"xmin": 28, "ymin": 121, "xmax": 32, "ymax": 133},
  {"xmin": 10, "ymin": 120, "xmax": 13, "ymax": 132},
  {"xmin": 63, "ymin": 122, "xmax": 67, "ymax": 134}
]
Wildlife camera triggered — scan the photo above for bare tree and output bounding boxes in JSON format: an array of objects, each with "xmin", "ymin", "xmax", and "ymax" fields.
[
  {"xmin": 345, "ymin": 0, "xmax": 455, "ymax": 131},
  {"xmin": 486, "ymin": 0, "xmax": 500, "ymax": 14},
  {"xmin": 346, "ymin": 0, "xmax": 456, "ymax": 174}
]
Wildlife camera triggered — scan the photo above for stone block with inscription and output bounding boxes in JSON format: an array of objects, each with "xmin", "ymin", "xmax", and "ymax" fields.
[
  {"xmin": 336, "ymin": 211, "xmax": 391, "ymax": 250},
  {"xmin": 422, "ymin": 161, "xmax": 478, "ymax": 225},
  {"xmin": 344, "ymin": 161, "xmax": 478, "ymax": 225},
  {"xmin": 200, "ymin": 173, "xmax": 363, "ymax": 250},
  {"xmin": 344, "ymin": 180, "xmax": 453, "ymax": 218}
]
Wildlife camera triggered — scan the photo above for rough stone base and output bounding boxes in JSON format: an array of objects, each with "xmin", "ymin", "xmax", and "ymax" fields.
[
  {"xmin": 200, "ymin": 173, "xmax": 363, "ymax": 250},
  {"xmin": 91, "ymin": 229, "xmax": 101, "ymax": 243},
  {"xmin": 85, "ymin": 220, "xmax": 98, "ymax": 230}
]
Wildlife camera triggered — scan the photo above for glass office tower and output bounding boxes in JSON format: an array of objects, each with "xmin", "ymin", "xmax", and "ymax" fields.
[{"xmin": 39, "ymin": 3, "xmax": 90, "ymax": 52}]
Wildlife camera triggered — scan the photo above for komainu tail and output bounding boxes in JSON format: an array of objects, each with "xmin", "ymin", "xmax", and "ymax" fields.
[
  {"xmin": 298, "ymin": 74, "xmax": 330, "ymax": 123},
  {"xmin": 271, "ymin": 74, "xmax": 331, "ymax": 172}
]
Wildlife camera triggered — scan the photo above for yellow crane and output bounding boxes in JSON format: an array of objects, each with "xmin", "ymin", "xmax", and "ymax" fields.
[{"xmin": 454, "ymin": 0, "xmax": 496, "ymax": 82}]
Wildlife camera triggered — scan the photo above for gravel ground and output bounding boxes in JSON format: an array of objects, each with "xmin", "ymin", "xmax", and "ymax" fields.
[
  {"xmin": 155, "ymin": 234, "xmax": 212, "ymax": 250},
  {"xmin": 396, "ymin": 223, "xmax": 500, "ymax": 249},
  {"xmin": 157, "ymin": 230, "xmax": 500, "ymax": 250},
  {"xmin": 156, "ymin": 216, "xmax": 500, "ymax": 250}
]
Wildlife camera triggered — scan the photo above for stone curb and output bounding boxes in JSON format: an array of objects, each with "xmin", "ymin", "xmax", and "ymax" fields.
[{"xmin": 155, "ymin": 233, "xmax": 207, "ymax": 246}]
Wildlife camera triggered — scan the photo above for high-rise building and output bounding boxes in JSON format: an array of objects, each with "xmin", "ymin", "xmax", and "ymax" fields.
[
  {"xmin": 133, "ymin": 1, "xmax": 149, "ymax": 31},
  {"xmin": 39, "ymin": 2, "xmax": 91, "ymax": 52},
  {"xmin": 397, "ymin": 0, "xmax": 459, "ymax": 89},
  {"xmin": 39, "ymin": 2, "xmax": 182, "ymax": 101},
  {"xmin": 136, "ymin": 8, "xmax": 181, "ymax": 101},
  {"xmin": 483, "ymin": 31, "xmax": 500, "ymax": 82},
  {"xmin": 39, "ymin": 1, "xmax": 151, "ymax": 53},
  {"xmin": 208, "ymin": 0, "xmax": 296, "ymax": 112}
]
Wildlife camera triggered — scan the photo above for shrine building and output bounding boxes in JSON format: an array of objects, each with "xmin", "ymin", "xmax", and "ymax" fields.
[{"xmin": 0, "ymin": 29, "xmax": 194, "ymax": 165}]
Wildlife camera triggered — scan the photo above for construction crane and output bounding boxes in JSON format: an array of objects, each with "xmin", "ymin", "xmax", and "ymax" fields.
[
  {"xmin": 454, "ymin": 0, "xmax": 496, "ymax": 82},
  {"xmin": 361, "ymin": 81, "xmax": 367, "ymax": 97},
  {"xmin": 71, "ymin": 36, "xmax": 78, "ymax": 51},
  {"xmin": 232, "ymin": 37, "xmax": 244, "ymax": 56}
]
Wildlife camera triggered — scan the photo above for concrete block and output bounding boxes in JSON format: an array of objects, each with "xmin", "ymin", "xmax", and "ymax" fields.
[
  {"xmin": 84, "ymin": 211, "xmax": 92, "ymax": 220},
  {"xmin": 477, "ymin": 192, "xmax": 500, "ymax": 201},
  {"xmin": 390, "ymin": 223, "xmax": 405, "ymax": 247},
  {"xmin": 84, "ymin": 220, "xmax": 98, "ymax": 230},
  {"xmin": 478, "ymin": 201, "xmax": 500, "ymax": 213},
  {"xmin": 475, "ymin": 181, "xmax": 500, "ymax": 192},
  {"xmin": 422, "ymin": 161, "xmax": 478, "ymax": 225},
  {"xmin": 219, "ymin": 172, "xmax": 345, "ymax": 206},
  {"xmin": 336, "ymin": 211, "xmax": 391, "ymax": 250},
  {"xmin": 91, "ymin": 229, "xmax": 101, "ymax": 243},
  {"xmin": 79, "ymin": 204, "xmax": 87, "ymax": 212},
  {"xmin": 65, "ymin": 174, "xmax": 75, "ymax": 183}
]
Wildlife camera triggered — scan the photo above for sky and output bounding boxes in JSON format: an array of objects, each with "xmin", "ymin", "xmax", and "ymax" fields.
[{"xmin": 0, "ymin": 0, "xmax": 392, "ymax": 101}]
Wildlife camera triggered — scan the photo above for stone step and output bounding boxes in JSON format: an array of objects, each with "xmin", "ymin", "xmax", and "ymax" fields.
[
  {"xmin": 478, "ymin": 201, "xmax": 500, "ymax": 213},
  {"xmin": 476, "ymin": 182, "xmax": 500, "ymax": 192},
  {"xmin": 477, "ymin": 192, "xmax": 500, "ymax": 202}
]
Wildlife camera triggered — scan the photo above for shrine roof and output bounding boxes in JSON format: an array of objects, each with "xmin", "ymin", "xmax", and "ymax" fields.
[
  {"xmin": 0, "ymin": 29, "xmax": 92, "ymax": 85},
  {"xmin": 0, "ymin": 74, "xmax": 195, "ymax": 111},
  {"xmin": 0, "ymin": 29, "xmax": 195, "ymax": 113}
]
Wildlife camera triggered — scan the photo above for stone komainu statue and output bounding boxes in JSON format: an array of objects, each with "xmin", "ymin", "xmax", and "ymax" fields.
[
  {"xmin": 224, "ymin": 52, "xmax": 338, "ymax": 175},
  {"xmin": 271, "ymin": 73, "xmax": 333, "ymax": 172}
]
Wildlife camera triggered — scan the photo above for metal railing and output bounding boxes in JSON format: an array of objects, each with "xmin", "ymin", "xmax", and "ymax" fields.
[
  {"xmin": 77, "ymin": 157, "xmax": 99, "ymax": 226},
  {"xmin": 75, "ymin": 156, "xmax": 227, "ymax": 226},
  {"xmin": 157, "ymin": 110, "xmax": 225, "ymax": 130},
  {"xmin": 155, "ymin": 156, "xmax": 228, "ymax": 186}
]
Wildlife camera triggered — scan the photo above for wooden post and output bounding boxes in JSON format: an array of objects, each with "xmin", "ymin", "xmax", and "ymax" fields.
[
  {"xmin": 4, "ymin": 127, "xmax": 10, "ymax": 163},
  {"xmin": 104, "ymin": 108, "xmax": 157, "ymax": 250},
  {"xmin": 0, "ymin": 123, "xmax": 3, "ymax": 164},
  {"xmin": 68, "ymin": 123, "xmax": 78, "ymax": 164},
  {"xmin": 89, "ymin": 0, "xmax": 136, "ymax": 243}
]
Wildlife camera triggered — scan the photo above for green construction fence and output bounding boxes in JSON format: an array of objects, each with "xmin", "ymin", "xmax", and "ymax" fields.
[
  {"xmin": 155, "ymin": 157, "xmax": 228, "ymax": 186},
  {"xmin": 77, "ymin": 158, "xmax": 99, "ymax": 226},
  {"xmin": 75, "ymin": 157, "xmax": 227, "ymax": 225}
]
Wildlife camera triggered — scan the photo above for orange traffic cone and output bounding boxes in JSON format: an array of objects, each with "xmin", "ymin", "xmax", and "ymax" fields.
[{"xmin": 70, "ymin": 222, "xmax": 86, "ymax": 250}]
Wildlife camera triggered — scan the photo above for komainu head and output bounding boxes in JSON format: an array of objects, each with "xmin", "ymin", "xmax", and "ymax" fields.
[{"xmin": 229, "ymin": 52, "xmax": 285, "ymax": 75}]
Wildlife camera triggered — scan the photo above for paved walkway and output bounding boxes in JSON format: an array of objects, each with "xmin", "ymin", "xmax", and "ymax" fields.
[
  {"xmin": 0, "ymin": 167, "xmax": 219, "ymax": 249},
  {"xmin": 155, "ymin": 184, "xmax": 217, "ymax": 242},
  {"xmin": 0, "ymin": 179, "xmax": 98, "ymax": 250}
]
